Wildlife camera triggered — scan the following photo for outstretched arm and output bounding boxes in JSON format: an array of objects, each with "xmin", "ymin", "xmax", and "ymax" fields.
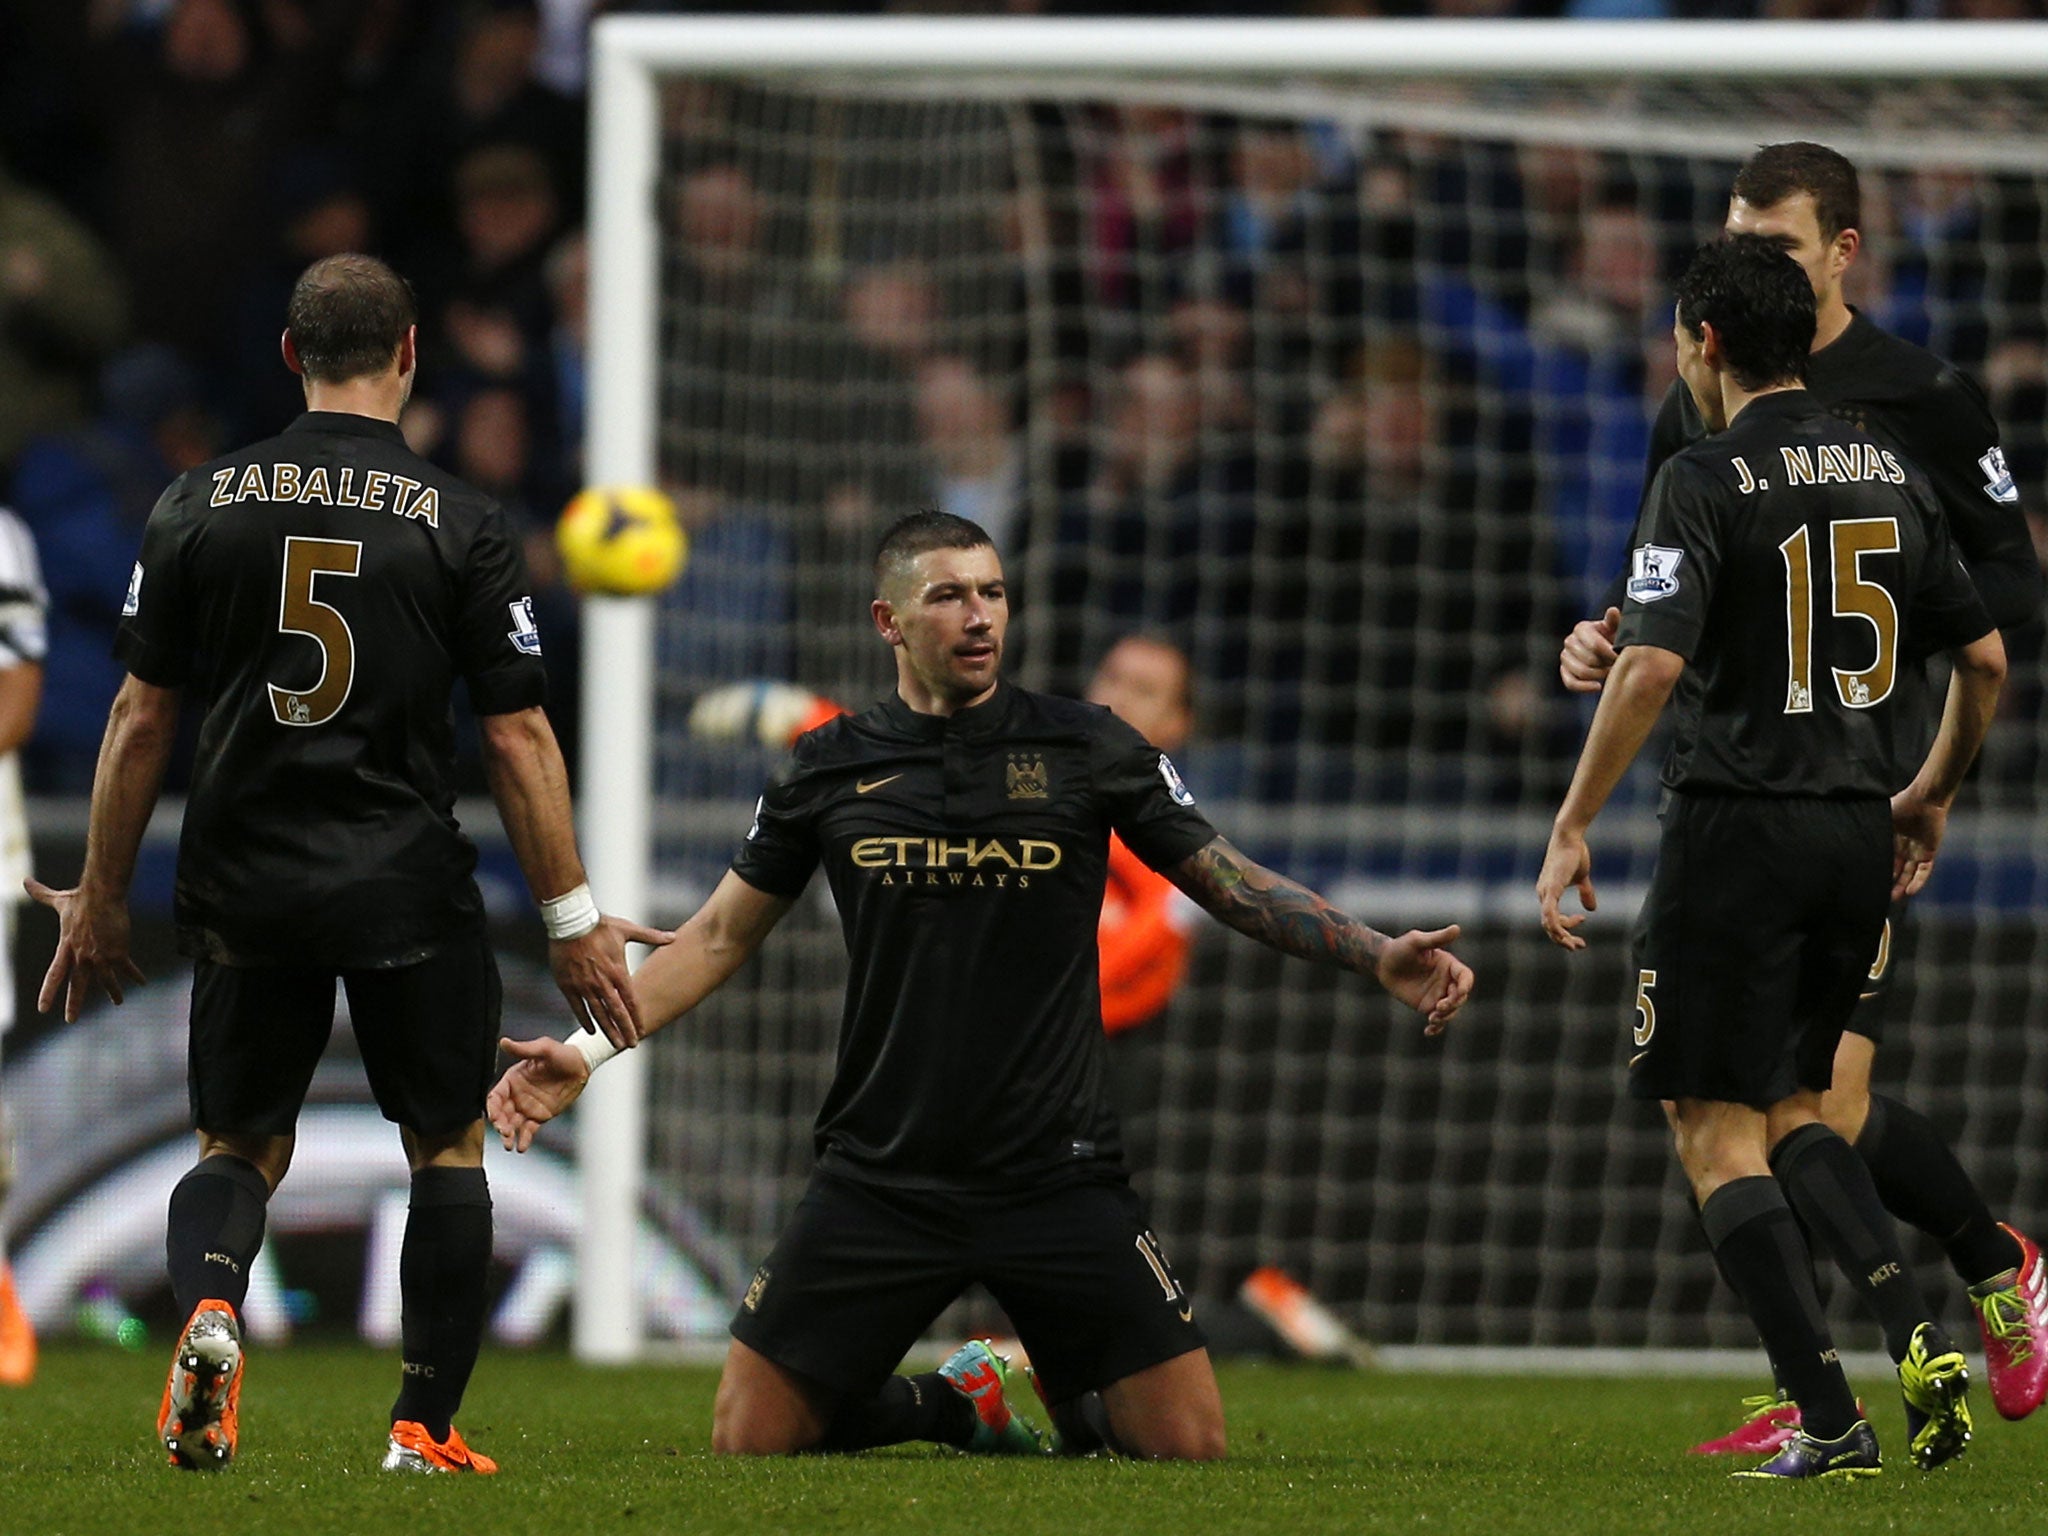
[
  {"xmin": 29, "ymin": 674, "xmax": 177, "ymax": 1021},
  {"xmin": 478, "ymin": 706, "xmax": 675, "ymax": 1049},
  {"xmin": 628, "ymin": 870, "xmax": 793, "ymax": 1025},
  {"xmin": 489, "ymin": 870, "xmax": 794, "ymax": 1150},
  {"xmin": 1165, "ymin": 836, "xmax": 1472, "ymax": 1033}
]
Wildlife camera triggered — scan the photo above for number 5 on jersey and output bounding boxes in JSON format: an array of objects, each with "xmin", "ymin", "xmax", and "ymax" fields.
[{"xmin": 270, "ymin": 536, "xmax": 362, "ymax": 727}]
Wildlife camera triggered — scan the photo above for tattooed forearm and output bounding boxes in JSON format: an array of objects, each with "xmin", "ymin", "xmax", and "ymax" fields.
[{"xmin": 1169, "ymin": 836, "xmax": 1388, "ymax": 974}]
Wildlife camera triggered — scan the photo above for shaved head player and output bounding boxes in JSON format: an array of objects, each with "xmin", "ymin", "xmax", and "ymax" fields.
[{"xmin": 490, "ymin": 511, "xmax": 1473, "ymax": 1460}]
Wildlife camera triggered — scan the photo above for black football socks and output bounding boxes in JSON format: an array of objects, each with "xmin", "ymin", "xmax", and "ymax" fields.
[
  {"xmin": 390, "ymin": 1166, "xmax": 493, "ymax": 1441},
  {"xmin": 1696, "ymin": 1197, "xmax": 1796, "ymax": 1403},
  {"xmin": 819, "ymin": 1372, "xmax": 976, "ymax": 1451},
  {"xmin": 1700, "ymin": 1176, "xmax": 1860, "ymax": 1441},
  {"xmin": 165, "ymin": 1154, "xmax": 271, "ymax": 1317},
  {"xmin": 1856, "ymin": 1094, "xmax": 2024, "ymax": 1284},
  {"xmin": 1045, "ymin": 1390, "xmax": 1126, "ymax": 1456},
  {"xmin": 1771, "ymin": 1122, "xmax": 1927, "ymax": 1362}
]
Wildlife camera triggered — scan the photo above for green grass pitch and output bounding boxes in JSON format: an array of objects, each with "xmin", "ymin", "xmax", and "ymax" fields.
[{"xmin": 6, "ymin": 1346, "xmax": 2044, "ymax": 1535}]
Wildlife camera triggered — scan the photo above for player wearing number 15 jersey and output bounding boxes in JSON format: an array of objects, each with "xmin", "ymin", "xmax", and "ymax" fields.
[
  {"xmin": 1540, "ymin": 237, "xmax": 2006, "ymax": 1480},
  {"xmin": 33, "ymin": 255, "xmax": 665, "ymax": 1476},
  {"xmin": 1558, "ymin": 145, "xmax": 2048, "ymax": 1443}
]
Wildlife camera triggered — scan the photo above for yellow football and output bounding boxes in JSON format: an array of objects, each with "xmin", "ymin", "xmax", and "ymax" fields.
[{"xmin": 556, "ymin": 485, "xmax": 689, "ymax": 596}]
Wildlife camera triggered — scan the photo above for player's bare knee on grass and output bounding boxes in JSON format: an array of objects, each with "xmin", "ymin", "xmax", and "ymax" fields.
[
  {"xmin": 710, "ymin": 1403, "xmax": 821, "ymax": 1457},
  {"xmin": 1111, "ymin": 1400, "xmax": 1226, "ymax": 1462},
  {"xmin": 710, "ymin": 1413, "xmax": 810, "ymax": 1457},
  {"xmin": 1127, "ymin": 1414, "xmax": 1227, "ymax": 1462},
  {"xmin": 709, "ymin": 1385, "xmax": 796, "ymax": 1456},
  {"xmin": 712, "ymin": 1344, "xmax": 829, "ymax": 1455},
  {"xmin": 1103, "ymin": 1351, "xmax": 1227, "ymax": 1461}
]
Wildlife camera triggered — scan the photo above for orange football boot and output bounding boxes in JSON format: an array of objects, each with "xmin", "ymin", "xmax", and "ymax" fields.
[
  {"xmin": 158, "ymin": 1300, "xmax": 243, "ymax": 1470},
  {"xmin": 383, "ymin": 1420, "xmax": 499, "ymax": 1473}
]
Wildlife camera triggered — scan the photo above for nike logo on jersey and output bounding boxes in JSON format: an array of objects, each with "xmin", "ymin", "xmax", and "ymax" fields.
[{"xmin": 856, "ymin": 774, "xmax": 903, "ymax": 794}]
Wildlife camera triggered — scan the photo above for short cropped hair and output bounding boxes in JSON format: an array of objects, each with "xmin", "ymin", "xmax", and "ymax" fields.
[
  {"xmin": 1675, "ymin": 235, "xmax": 1816, "ymax": 395},
  {"xmin": 873, "ymin": 510, "xmax": 994, "ymax": 597},
  {"xmin": 285, "ymin": 254, "xmax": 416, "ymax": 383},
  {"xmin": 1732, "ymin": 142, "xmax": 1861, "ymax": 242}
]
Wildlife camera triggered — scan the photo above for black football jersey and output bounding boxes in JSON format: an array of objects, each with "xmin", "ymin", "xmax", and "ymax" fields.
[
  {"xmin": 1639, "ymin": 311, "xmax": 2042, "ymax": 632},
  {"xmin": 1619, "ymin": 391, "xmax": 1992, "ymax": 798},
  {"xmin": 730, "ymin": 681, "xmax": 1217, "ymax": 1190},
  {"xmin": 114, "ymin": 411, "xmax": 547, "ymax": 968}
]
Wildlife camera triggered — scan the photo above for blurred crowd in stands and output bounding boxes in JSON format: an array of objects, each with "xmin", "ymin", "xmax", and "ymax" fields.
[
  {"xmin": 2, "ymin": 0, "xmax": 2044, "ymax": 809},
  {"xmin": 648, "ymin": 76, "xmax": 2048, "ymax": 804}
]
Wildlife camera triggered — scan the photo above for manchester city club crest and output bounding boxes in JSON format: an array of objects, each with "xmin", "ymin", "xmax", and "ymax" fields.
[{"xmin": 1006, "ymin": 753, "xmax": 1050, "ymax": 799}]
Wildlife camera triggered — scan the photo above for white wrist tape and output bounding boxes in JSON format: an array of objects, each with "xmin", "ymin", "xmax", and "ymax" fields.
[
  {"xmin": 569, "ymin": 1026, "xmax": 619, "ymax": 1074},
  {"xmin": 541, "ymin": 882, "xmax": 601, "ymax": 941}
]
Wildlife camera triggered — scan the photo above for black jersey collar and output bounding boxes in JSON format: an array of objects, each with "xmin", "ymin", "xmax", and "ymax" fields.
[
  {"xmin": 1809, "ymin": 308, "xmax": 1879, "ymax": 377},
  {"xmin": 877, "ymin": 679, "xmax": 1014, "ymax": 740},
  {"xmin": 1732, "ymin": 388, "xmax": 1821, "ymax": 427},
  {"xmin": 285, "ymin": 410, "xmax": 408, "ymax": 445}
]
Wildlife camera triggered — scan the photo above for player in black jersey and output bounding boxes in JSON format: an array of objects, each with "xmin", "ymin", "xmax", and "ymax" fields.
[
  {"xmin": 490, "ymin": 510, "xmax": 1473, "ymax": 1461},
  {"xmin": 1556, "ymin": 143, "xmax": 2048, "ymax": 1442},
  {"xmin": 1540, "ymin": 237, "xmax": 2007, "ymax": 1480},
  {"xmin": 31, "ymin": 255, "xmax": 668, "ymax": 1475}
]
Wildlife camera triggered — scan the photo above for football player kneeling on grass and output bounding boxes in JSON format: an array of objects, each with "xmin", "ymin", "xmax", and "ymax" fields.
[{"xmin": 493, "ymin": 511, "xmax": 1472, "ymax": 1459}]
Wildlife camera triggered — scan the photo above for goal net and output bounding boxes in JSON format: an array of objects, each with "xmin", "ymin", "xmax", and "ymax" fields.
[{"xmin": 581, "ymin": 18, "xmax": 2048, "ymax": 1359}]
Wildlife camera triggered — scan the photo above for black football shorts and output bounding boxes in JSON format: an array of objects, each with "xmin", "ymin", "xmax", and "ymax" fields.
[
  {"xmin": 188, "ymin": 931, "xmax": 502, "ymax": 1136},
  {"xmin": 1626, "ymin": 793, "xmax": 1891, "ymax": 1110},
  {"xmin": 730, "ymin": 1166, "xmax": 1205, "ymax": 1404}
]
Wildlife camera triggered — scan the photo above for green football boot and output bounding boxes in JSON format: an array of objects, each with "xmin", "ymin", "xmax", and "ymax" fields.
[
  {"xmin": 936, "ymin": 1340, "xmax": 1045, "ymax": 1454},
  {"xmin": 1898, "ymin": 1321, "xmax": 1973, "ymax": 1471}
]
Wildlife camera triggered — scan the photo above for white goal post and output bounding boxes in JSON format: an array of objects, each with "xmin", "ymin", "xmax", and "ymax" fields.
[{"xmin": 577, "ymin": 15, "xmax": 2048, "ymax": 1362}]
